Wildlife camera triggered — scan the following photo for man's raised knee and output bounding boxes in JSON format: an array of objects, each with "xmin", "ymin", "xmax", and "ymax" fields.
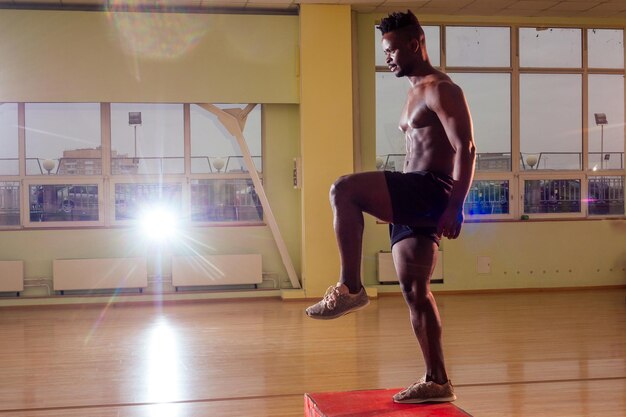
[{"xmin": 329, "ymin": 174, "xmax": 353, "ymax": 205}]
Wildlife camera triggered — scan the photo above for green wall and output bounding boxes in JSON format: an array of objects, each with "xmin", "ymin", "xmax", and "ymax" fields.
[{"xmin": 0, "ymin": 10, "xmax": 299, "ymax": 103}]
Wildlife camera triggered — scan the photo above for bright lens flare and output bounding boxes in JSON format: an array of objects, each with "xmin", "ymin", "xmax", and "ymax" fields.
[
  {"xmin": 107, "ymin": 8, "xmax": 208, "ymax": 60},
  {"xmin": 140, "ymin": 207, "xmax": 178, "ymax": 242}
]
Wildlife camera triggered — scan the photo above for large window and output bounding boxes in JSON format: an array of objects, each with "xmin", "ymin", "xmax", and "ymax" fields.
[
  {"xmin": 191, "ymin": 179, "xmax": 263, "ymax": 223},
  {"xmin": 0, "ymin": 103, "xmax": 19, "ymax": 176},
  {"xmin": 28, "ymin": 183, "xmax": 100, "ymax": 223},
  {"xmin": 0, "ymin": 103, "xmax": 265, "ymax": 229},
  {"xmin": 0, "ymin": 182, "xmax": 19, "ymax": 226},
  {"xmin": 446, "ymin": 26, "xmax": 510, "ymax": 67},
  {"xmin": 588, "ymin": 76, "xmax": 624, "ymax": 171},
  {"xmin": 523, "ymin": 179, "xmax": 581, "ymax": 214},
  {"xmin": 449, "ymin": 72, "xmax": 511, "ymax": 172},
  {"xmin": 190, "ymin": 104, "xmax": 262, "ymax": 174},
  {"xmin": 588, "ymin": 29, "xmax": 624, "ymax": 69},
  {"xmin": 375, "ymin": 23, "xmax": 625, "ymax": 220},
  {"xmin": 520, "ymin": 74, "xmax": 582, "ymax": 171},
  {"xmin": 25, "ymin": 103, "xmax": 101, "ymax": 176},
  {"xmin": 465, "ymin": 180, "xmax": 510, "ymax": 215},
  {"xmin": 519, "ymin": 28, "xmax": 581, "ymax": 68},
  {"xmin": 111, "ymin": 103, "xmax": 184, "ymax": 175},
  {"xmin": 588, "ymin": 176, "xmax": 624, "ymax": 215},
  {"xmin": 114, "ymin": 182, "xmax": 182, "ymax": 222}
]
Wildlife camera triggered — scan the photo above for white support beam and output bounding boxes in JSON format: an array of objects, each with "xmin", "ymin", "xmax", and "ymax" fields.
[{"xmin": 196, "ymin": 103, "xmax": 301, "ymax": 289}]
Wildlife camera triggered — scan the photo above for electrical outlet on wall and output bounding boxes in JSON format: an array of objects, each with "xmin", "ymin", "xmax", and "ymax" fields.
[{"xmin": 477, "ymin": 256, "xmax": 492, "ymax": 274}]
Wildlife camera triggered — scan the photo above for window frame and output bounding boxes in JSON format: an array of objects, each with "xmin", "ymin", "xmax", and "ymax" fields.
[
  {"xmin": 0, "ymin": 102, "xmax": 266, "ymax": 230},
  {"xmin": 188, "ymin": 173, "xmax": 265, "ymax": 227},
  {"xmin": 108, "ymin": 176, "xmax": 188, "ymax": 227},
  {"xmin": 22, "ymin": 177, "xmax": 105, "ymax": 228},
  {"xmin": 518, "ymin": 172, "xmax": 586, "ymax": 219}
]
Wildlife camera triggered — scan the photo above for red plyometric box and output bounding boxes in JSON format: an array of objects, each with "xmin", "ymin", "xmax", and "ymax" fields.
[{"xmin": 305, "ymin": 389, "xmax": 472, "ymax": 417}]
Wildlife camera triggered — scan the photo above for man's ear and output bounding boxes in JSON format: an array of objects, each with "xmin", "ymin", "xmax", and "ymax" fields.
[{"xmin": 409, "ymin": 38, "xmax": 420, "ymax": 53}]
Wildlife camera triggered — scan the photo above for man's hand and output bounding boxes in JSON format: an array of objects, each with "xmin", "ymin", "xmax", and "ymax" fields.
[{"xmin": 437, "ymin": 206, "xmax": 464, "ymax": 239}]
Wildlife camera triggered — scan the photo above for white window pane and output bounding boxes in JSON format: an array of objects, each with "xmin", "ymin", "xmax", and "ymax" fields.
[
  {"xmin": 25, "ymin": 103, "xmax": 101, "ymax": 176},
  {"xmin": 0, "ymin": 103, "xmax": 19, "ymax": 176},
  {"xmin": 375, "ymin": 25, "xmax": 440, "ymax": 67},
  {"xmin": 588, "ymin": 75, "xmax": 624, "ymax": 171},
  {"xmin": 449, "ymin": 73, "xmax": 511, "ymax": 171},
  {"xmin": 465, "ymin": 180, "xmax": 510, "ymax": 215},
  {"xmin": 190, "ymin": 104, "xmax": 262, "ymax": 174},
  {"xmin": 29, "ymin": 184, "xmax": 99, "ymax": 222},
  {"xmin": 520, "ymin": 74, "xmax": 582, "ymax": 170},
  {"xmin": 520, "ymin": 28, "xmax": 581, "ymax": 68},
  {"xmin": 191, "ymin": 179, "xmax": 263, "ymax": 222},
  {"xmin": 111, "ymin": 104, "xmax": 184, "ymax": 175},
  {"xmin": 0, "ymin": 182, "xmax": 20, "ymax": 226},
  {"xmin": 114, "ymin": 183, "xmax": 182, "ymax": 221},
  {"xmin": 588, "ymin": 176, "xmax": 624, "ymax": 215},
  {"xmin": 376, "ymin": 72, "xmax": 410, "ymax": 171},
  {"xmin": 524, "ymin": 179, "xmax": 581, "ymax": 214},
  {"xmin": 588, "ymin": 29, "xmax": 624, "ymax": 69},
  {"xmin": 446, "ymin": 26, "xmax": 510, "ymax": 67}
]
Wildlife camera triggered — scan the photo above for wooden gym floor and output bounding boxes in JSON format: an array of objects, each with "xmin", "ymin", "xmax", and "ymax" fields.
[{"xmin": 0, "ymin": 287, "xmax": 624, "ymax": 416}]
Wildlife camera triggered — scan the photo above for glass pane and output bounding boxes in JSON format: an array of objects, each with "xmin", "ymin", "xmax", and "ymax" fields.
[
  {"xmin": 519, "ymin": 28, "xmax": 581, "ymax": 68},
  {"xmin": 29, "ymin": 184, "xmax": 99, "ymax": 222},
  {"xmin": 376, "ymin": 72, "xmax": 410, "ymax": 171},
  {"xmin": 111, "ymin": 104, "xmax": 184, "ymax": 175},
  {"xmin": 588, "ymin": 75, "xmax": 624, "ymax": 171},
  {"xmin": 588, "ymin": 29, "xmax": 624, "ymax": 69},
  {"xmin": 588, "ymin": 176, "xmax": 624, "ymax": 215},
  {"xmin": 0, "ymin": 182, "xmax": 20, "ymax": 226},
  {"xmin": 449, "ymin": 73, "xmax": 511, "ymax": 171},
  {"xmin": 464, "ymin": 180, "xmax": 509, "ymax": 215},
  {"xmin": 446, "ymin": 26, "xmax": 510, "ymax": 67},
  {"xmin": 190, "ymin": 104, "xmax": 262, "ymax": 174},
  {"xmin": 0, "ymin": 103, "xmax": 19, "ymax": 176},
  {"xmin": 524, "ymin": 179, "xmax": 581, "ymax": 214},
  {"xmin": 191, "ymin": 179, "xmax": 263, "ymax": 222},
  {"xmin": 375, "ymin": 25, "xmax": 440, "ymax": 67},
  {"xmin": 114, "ymin": 183, "xmax": 182, "ymax": 221},
  {"xmin": 25, "ymin": 103, "xmax": 101, "ymax": 176},
  {"xmin": 520, "ymin": 74, "xmax": 582, "ymax": 170}
]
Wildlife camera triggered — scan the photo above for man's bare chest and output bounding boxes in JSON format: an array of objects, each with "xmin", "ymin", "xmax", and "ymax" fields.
[{"xmin": 399, "ymin": 93, "xmax": 440, "ymax": 132}]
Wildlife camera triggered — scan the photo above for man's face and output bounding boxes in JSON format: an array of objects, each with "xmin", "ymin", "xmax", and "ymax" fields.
[{"xmin": 381, "ymin": 31, "xmax": 417, "ymax": 78}]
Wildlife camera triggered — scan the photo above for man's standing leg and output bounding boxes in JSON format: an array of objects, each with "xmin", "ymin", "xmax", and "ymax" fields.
[
  {"xmin": 305, "ymin": 171, "xmax": 393, "ymax": 319},
  {"xmin": 391, "ymin": 236, "xmax": 456, "ymax": 403}
]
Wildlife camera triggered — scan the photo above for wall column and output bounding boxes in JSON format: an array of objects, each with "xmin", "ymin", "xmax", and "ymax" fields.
[{"xmin": 299, "ymin": 4, "xmax": 354, "ymax": 297}]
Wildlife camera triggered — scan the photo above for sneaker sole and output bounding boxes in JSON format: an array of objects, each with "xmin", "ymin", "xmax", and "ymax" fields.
[
  {"xmin": 305, "ymin": 299, "xmax": 370, "ymax": 320},
  {"xmin": 393, "ymin": 395, "xmax": 456, "ymax": 404}
]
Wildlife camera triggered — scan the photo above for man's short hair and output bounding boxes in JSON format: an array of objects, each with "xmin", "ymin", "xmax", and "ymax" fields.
[{"xmin": 377, "ymin": 10, "xmax": 424, "ymax": 39}]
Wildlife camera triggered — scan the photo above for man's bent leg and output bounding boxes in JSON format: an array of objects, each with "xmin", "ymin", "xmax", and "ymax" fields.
[
  {"xmin": 305, "ymin": 171, "xmax": 393, "ymax": 320},
  {"xmin": 331, "ymin": 171, "xmax": 393, "ymax": 292},
  {"xmin": 391, "ymin": 236, "xmax": 455, "ymax": 403}
]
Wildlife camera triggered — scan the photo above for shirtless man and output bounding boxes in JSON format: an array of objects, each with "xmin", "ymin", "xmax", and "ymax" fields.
[{"xmin": 305, "ymin": 10, "xmax": 476, "ymax": 404}]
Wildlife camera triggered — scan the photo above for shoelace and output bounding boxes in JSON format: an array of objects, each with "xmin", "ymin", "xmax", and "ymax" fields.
[{"xmin": 322, "ymin": 286, "xmax": 343, "ymax": 309}]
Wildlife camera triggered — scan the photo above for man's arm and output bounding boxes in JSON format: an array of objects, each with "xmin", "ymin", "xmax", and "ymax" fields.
[{"xmin": 428, "ymin": 80, "xmax": 476, "ymax": 239}]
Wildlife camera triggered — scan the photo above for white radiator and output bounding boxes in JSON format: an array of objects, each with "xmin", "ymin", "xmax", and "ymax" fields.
[
  {"xmin": 172, "ymin": 254, "xmax": 262, "ymax": 287},
  {"xmin": 377, "ymin": 251, "xmax": 443, "ymax": 282},
  {"xmin": 0, "ymin": 260, "xmax": 24, "ymax": 292},
  {"xmin": 53, "ymin": 258, "xmax": 147, "ymax": 291}
]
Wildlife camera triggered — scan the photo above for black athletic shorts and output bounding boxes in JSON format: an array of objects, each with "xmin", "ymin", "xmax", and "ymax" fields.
[{"xmin": 383, "ymin": 170, "xmax": 454, "ymax": 248}]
